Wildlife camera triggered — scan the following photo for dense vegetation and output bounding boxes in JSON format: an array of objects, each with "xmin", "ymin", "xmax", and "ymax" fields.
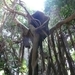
[{"xmin": 0, "ymin": 0, "xmax": 75, "ymax": 75}]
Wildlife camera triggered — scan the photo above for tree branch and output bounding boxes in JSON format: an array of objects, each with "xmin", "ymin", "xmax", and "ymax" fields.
[
  {"xmin": 14, "ymin": 18, "xmax": 29, "ymax": 35},
  {"xmin": 49, "ymin": 12, "xmax": 75, "ymax": 34},
  {"xmin": 3, "ymin": 0, "xmax": 26, "ymax": 17}
]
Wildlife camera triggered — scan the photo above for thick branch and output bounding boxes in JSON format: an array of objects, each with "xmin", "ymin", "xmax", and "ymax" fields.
[{"xmin": 49, "ymin": 12, "xmax": 75, "ymax": 34}]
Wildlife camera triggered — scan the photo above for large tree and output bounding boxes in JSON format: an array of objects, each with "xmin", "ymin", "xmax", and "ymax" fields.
[{"xmin": 0, "ymin": 0, "xmax": 75, "ymax": 75}]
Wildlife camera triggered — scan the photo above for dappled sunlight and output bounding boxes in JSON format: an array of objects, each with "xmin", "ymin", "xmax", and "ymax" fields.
[
  {"xmin": 0, "ymin": 0, "xmax": 75, "ymax": 75},
  {"xmin": 0, "ymin": 70, "xmax": 4, "ymax": 75}
]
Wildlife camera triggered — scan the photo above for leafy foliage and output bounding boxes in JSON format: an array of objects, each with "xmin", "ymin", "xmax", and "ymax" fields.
[
  {"xmin": 0, "ymin": 0, "xmax": 75, "ymax": 75},
  {"xmin": 19, "ymin": 60, "xmax": 28, "ymax": 73},
  {"xmin": 44, "ymin": 0, "xmax": 75, "ymax": 18}
]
